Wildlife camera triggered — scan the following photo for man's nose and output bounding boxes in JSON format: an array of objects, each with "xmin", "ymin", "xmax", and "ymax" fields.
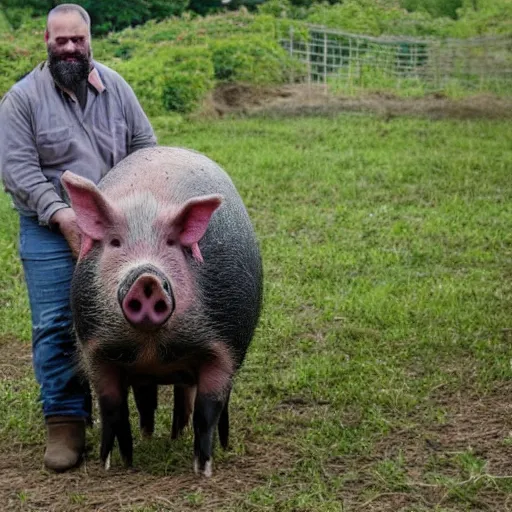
[{"xmin": 62, "ymin": 40, "xmax": 77, "ymax": 53}]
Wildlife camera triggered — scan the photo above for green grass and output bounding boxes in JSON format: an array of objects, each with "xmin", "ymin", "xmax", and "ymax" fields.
[{"xmin": 1, "ymin": 112, "xmax": 511, "ymax": 509}]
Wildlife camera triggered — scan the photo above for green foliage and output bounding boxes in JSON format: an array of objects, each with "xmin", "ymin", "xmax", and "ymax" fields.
[
  {"xmin": 1, "ymin": 7, "xmax": 34, "ymax": 30},
  {"xmin": 452, "ymin": 0, "xmax": 512, "ymax": 37},
  {"xmin": 401, "ymin": 0, "xmax": 463, "ymax": 19},
  {"xmin": 0, "ymin": 0, "xmax": 189, "ymax": 34},
  {"xmin": 162, "ymin": 70, "xmax": 209, "ymax": 113},
  {"xmin": 306, "ymin": 0, "xmax": 454, "ymax": 36},
  {"xmin": 160, "ymin": 49, "xmax": 215, "ymax": 113},
  {"xmin": 189, "ymin": 0, "xmax": 264, "ymax": 15},
  {"xmin": 0, "ymin": 0, "xmax": 49, "ymax": 29},
  {"xmin": 400, "ymin": 0, "xmax": 512, "ymax": 34},
  {"xmin": 210, "ymin": 35, "xmax": 302, "ymax": 84},
  {"xmin": 80, "ymin": 0, "xmax": 190, "ymax": 36},
  {"xmin": 307, "ymin": 1, "xmax": 382, "ymax": 34},
  {"xmin": 328, "ymin": 61, "xmax": 428, "ymax": 98},
  {"xmin": 258, "ymin": 0, "xmax": 312, "ymax": 19},
  {"xmin": 113, "ymin": 45, "xmax": 214, "ymax": 115},
  {"xmin": 0, "ymin": 36, "xmax": 46, "ymax": 97}
]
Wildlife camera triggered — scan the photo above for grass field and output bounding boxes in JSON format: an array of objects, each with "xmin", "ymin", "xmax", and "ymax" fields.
[{"xmin": 0, "ymin": 111, "xmax": 511, "ymax": 511}]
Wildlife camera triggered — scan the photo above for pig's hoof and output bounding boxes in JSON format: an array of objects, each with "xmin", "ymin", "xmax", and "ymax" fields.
[
  {"xmin": 104, "ymin": 453, "xmax": 111, "ymax": 471},
  {"xmin": 122, "ymin": 456, "xmax": 133, "ymax": 468},
  {"xmin": 203, "ymin": 460, "xmax": 213, "ymax": 478},
  {"xmin": 193, "ymin": 457, "xmax": 213, "ymax": 478}
]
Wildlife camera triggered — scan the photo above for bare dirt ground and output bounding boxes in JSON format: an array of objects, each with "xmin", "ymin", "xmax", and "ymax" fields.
[
  {"xmin": 204, "ymin": 83, "xmax": 512, "ymax": 121},
  {"xmin": 1, "ymin": 337, "xmax": 512, "ymax": 511}
]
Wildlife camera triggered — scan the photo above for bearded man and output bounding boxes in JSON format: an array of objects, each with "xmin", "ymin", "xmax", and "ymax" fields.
[{"xmin": 0, "ymin": 4, "xmax": 156, "ymax": 471}]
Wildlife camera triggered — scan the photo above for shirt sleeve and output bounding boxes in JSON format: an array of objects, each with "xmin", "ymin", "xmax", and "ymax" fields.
[
  {"xmin": 0, "ymin": 89, "xmax": 69, "ymax": 225},
  {"xmin": 118, "ymin": 78, "xmax": 157, "ymax": 154}
]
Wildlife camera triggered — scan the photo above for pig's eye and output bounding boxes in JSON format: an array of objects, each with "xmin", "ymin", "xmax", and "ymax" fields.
[
  {"xmin": 110, "ymin": 238, "xmax": 121, "ymax": 248},
  {"xmin": 166, "ymin": 238, "xmax": 175, "ymax": 247}
]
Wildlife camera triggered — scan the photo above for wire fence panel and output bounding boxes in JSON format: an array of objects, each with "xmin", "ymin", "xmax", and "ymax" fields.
[{"xmin": 278, "ymin": 24, "xmax": 512, "ymax": 95}]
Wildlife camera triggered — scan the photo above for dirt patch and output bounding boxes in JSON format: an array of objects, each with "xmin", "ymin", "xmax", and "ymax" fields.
[
  {"xmin": 203, "ymin": 83, "xmax": 512, "ymax": 120},
  {"xmin": 0, "ymin": 336, "xmax": 32, "ymax": 381},
  {"xmin": 0, "ymin": 440, "xmax": 287, "ymax": 512}
]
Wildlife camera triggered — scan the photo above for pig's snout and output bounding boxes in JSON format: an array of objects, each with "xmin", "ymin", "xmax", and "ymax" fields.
[{"xmin": 118, "ymin": 266, "xmax": 175, "ymax": 330}]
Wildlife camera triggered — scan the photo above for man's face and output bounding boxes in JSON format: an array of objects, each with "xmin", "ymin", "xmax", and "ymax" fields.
[{"xmin": 46, "ymin": 11, "xmax": 91, "ymax": 90}]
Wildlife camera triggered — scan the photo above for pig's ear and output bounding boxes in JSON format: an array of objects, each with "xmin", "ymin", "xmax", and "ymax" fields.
[
  {"xmin": 61, "ymin": 171, "xmax": 119, "ymax": 240},
  {"xmin": 174, "ymin": 194, "xmax": 223, "ymax": 262}
]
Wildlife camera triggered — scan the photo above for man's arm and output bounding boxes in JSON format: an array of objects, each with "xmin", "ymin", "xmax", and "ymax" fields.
[
  {"xmin": 119, "ymin": 79, "xmax": 157, "ymax": 154},
  {"xmin": 0, "ymin": 89, "xmax": 69, "ymax": 225}
]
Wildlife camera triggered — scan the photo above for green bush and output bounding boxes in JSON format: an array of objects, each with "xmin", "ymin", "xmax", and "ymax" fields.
[
  {"xmin": 258, "ymin": 0, "xmax": 310, "ymax": 20},
  {"xmin": 0, "ymin": 40, "xmax": 45, "ymax": 97},
  {"xmin": 161, "ymin": 48, "xmax": 215, "ymax": 113},
  {"xmin": 450, "ymin": 0, "xmax": 512, "ymax": 37},
  {"xmin": 210, "ymin": 35, "xmax": 303, "ymax": 84},
  {"xmin": 401, "ymin": 0, "xmax": 463, "ymax": 19},
  {"xmin": 162, "ymin": 70, "xmax": 211, "ymax": 113},
  {"xmin": 113, "ymin": 45, "xmax": 214, "ymax": 115}
]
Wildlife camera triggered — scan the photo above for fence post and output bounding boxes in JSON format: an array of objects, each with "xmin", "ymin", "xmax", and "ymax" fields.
[
  {"xmin": 323, "ymin": 30, "xmax": 328, "ymax": 87},
  {"xmin": 289, "ymin": 25, "xmax": 294, "ymax": 84},
  {"xmin": 307, "ymin": 29, "xmax": 311, "ymax": 87},
  {"xmin": 348, "ymin": 37, "xmax": 353, "ymax": 91},
  {"xmin": 482, "ymin": 39, "xmax": 488, "ymax": 91}
]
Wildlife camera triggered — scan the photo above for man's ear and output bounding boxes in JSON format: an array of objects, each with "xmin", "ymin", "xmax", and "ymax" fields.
[{"xmin": 44, "ymin": 30, "xmax": 49, "ymax": 43}]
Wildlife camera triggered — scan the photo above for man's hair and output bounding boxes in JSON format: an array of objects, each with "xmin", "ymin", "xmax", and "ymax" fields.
[{"xmin": 47, "ymin": 4, "xmax": 91, "ymax": 30}]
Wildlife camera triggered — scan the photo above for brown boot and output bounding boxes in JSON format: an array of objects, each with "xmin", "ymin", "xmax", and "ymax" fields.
[{"xmin": 44, "ymin": 416, "xmax": 86, "ymax": 472}]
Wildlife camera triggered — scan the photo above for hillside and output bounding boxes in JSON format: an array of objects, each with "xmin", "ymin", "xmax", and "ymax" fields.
[{"xmin": 1, "ymin": 3, "xmax": 511, "ymax": 115}]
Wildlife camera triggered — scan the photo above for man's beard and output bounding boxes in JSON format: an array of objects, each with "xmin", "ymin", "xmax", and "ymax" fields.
[{"xmin": 48, "ymin": 48, "xmax": 91, "ymax": 90}]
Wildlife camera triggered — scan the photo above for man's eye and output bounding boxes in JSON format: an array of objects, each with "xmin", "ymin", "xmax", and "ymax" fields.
[{"xmin": 71, "ymin": 37, "xmax": 84, "ymax": 44}]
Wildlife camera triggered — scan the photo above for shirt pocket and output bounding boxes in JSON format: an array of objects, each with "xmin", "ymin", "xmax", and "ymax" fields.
[
  {"xmin": 97, "ymin": 117, "xmax": 129, "ymax": 168},
  {"xmin": 36, "ymin": 126, "xmax": 71, "ymax": 167}
]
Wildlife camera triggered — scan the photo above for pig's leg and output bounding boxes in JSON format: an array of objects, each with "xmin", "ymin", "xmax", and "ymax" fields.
[
  {"xmin": 95, "ymin": 366, "xmax": 133, "ymax": 468},
  {"xmin": 193, "ymin": 344, "xmax": 235, "ymax": 477},
  {"xmin": 99, "ymin": 392, "xmax": 132, "ymax": 468},
  {"xmin": 133, "ymin": 383, "xmax": 158, "ymax": 437},
  {"xmin": 218, "ymin": 387, "xmax": 231, "ymax": 450},
  {"xmin": 193, "ymin": 393, "xmax": 225, "ymax": 477},
  {"xmin": 171, "ymin": 385, "xmax": 196, "ymax": 439}
]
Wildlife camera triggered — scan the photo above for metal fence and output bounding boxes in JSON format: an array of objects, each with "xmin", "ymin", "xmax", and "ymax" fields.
[{"xmin": 279, "ymin": 24, "xmax": 512, "ymax": 94}]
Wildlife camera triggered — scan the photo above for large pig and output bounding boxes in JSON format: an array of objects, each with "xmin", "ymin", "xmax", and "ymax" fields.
[{"xmin": 61, "ymin": 146, "xmax": 263, "ymax": 477}]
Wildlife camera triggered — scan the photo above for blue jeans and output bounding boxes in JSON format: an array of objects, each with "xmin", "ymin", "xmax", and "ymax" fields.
[{"xmin": 19, "ymin": 215, "xmax": 91, "ymax": 419}]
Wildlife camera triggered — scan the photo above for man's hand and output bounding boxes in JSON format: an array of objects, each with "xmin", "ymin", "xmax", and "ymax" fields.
[{"xmin": 50, "ymin": 208, "xmax": 81, "ymax": 258}]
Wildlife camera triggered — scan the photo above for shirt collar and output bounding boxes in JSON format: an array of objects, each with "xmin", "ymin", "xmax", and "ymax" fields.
[
  {"xmin": 50, "ymin": 62, "xmax": 106, "ymax": 101},
  {"xmin": 87, "ymin": 67, "xmax": 106, "ymax": 93}
]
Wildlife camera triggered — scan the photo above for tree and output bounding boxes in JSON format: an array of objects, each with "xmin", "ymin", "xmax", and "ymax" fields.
[
  {"xmin": 400, "ymin": 0, "xmax": 463, "ymax": 19},
  {"xmin": 0, "ymin": 0, "xmax": 190, "ymax": 34}
]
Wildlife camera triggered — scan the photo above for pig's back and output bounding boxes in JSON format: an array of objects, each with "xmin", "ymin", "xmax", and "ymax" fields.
[{"xmin": 98, "ymin": 147, "xmax": 238, "ymax": 204}]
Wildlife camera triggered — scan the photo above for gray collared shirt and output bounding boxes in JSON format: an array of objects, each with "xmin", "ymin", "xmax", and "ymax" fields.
[{"xmin": 0, "ymin": 60, "xmax": 157, "ymax": 225}]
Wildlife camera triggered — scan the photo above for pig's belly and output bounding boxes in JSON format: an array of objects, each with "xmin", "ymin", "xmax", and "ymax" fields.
[{"xmin": 129, "ymin": 370, "xmax": 196, "ymax": 387}]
